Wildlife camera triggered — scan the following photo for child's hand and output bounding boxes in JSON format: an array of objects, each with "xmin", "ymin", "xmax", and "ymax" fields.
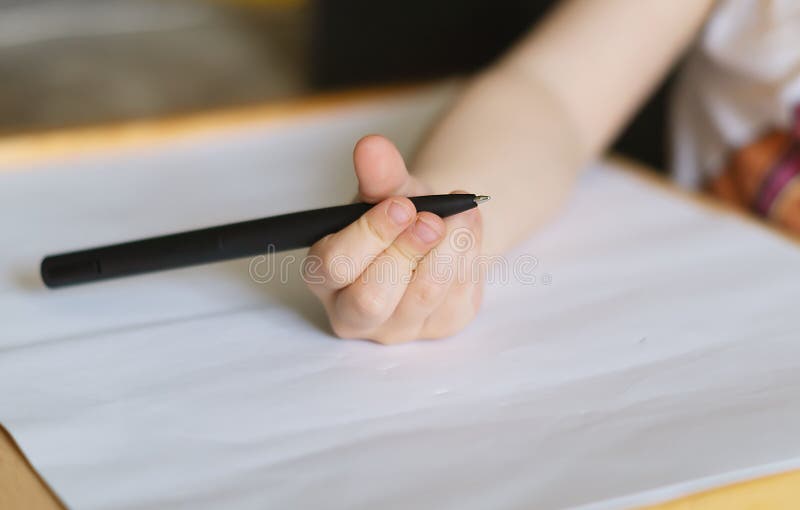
[{"xmin": 304, "ymin": 135, "xmax": 484, "ymax": 344}]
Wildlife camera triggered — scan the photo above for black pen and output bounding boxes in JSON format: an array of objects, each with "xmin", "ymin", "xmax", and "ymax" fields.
[{"xmin": 41, "ymin": 194, "xmax": 490, "ymax": 288}]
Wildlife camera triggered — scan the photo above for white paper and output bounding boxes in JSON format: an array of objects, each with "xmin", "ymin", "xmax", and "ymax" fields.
[{"xmin": 2, "ymin": 84, "xmax": 800, "ymax": 510}]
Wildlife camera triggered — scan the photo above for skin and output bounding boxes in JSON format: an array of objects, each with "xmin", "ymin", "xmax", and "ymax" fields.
[
  {"xmin": 305, "ymin": 136, "xmax": 483, "ymax": 344},
  {"xmin": 711, "ymin": 130, "xmax": 800, "ymax": 234},
  {"xmin": 306, "ymin": 0, "xmax": 716, "ymax": 344}
]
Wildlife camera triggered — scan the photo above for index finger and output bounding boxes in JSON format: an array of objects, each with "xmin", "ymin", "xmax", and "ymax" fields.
[{"xmin": 304, "ymin": 196, "xmax": 416, "ymax": 294}]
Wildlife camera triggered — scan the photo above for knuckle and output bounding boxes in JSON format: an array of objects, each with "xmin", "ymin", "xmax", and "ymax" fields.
[
  {"xmin": 387, "ymin": 243, "xmax": 423, "ymax": 270},
  {"xmin": 305, "ymin": 236, "xmax": 333, "ymax": 277},
  {"xmin": 308, "ymin": 233, "xmax": 333, "ymax": 257},
  {"xmin": 416, "ymin": 211, "xmax": 444, "ymax": 227},
  {"xmin": 357, "ymin": 213, "xmax": 390, "ymax": 246},
  {"xmin": 313, "ymin": 250, "xmax": 359, "ymax": 290},
  {"xmin": 410, "ymin": 279, "xmax": 445, "ymax": 308},
  {"xmin": 350, "ymin": 288, "xmax": 389, "ymax": 320},
  {"xmin": 318, "ymin": 252, "xmax": 344, "ymax": 286}
]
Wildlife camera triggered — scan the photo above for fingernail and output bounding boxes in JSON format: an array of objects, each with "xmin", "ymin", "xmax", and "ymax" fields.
[
  {"xmin": 414, "ymin": 217, "xmax": 441, "ymax": 243},
  {"xmin": 388, "ymin": 201, "xmax": 412, "ymax": 225}
]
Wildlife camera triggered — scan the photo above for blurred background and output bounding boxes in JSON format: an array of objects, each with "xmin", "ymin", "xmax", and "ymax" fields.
[{"xmin": 0, "ymin": 0, "xmax": 670, "ymax": 169}]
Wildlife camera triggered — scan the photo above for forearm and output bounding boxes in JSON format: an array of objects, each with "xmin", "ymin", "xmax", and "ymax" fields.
[
  {"xmin": 412, "ymin": 0, "xmax": 715, "ymax": 253},
  {"xmin": 413, "ymin": 71, "xmax": 581, "ymax": 253}
]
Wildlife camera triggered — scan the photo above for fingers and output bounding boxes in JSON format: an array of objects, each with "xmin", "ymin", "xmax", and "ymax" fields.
[
  {"xmin": 417, "ymin": 193, "xmax": 484, "ymax": 339},
  {"xmin": 305, "ymin": 180, "xmax": 485, "ymax": 344},
  {"xmin": 353, "ymin": 135, "xmax": 427, "ymax": 202},
  {"xmin": 362, "ymin": 199, "xmax": 484, "ymax": 344},
  {"xmin": 305, "ymin": 197, "xmax": 417, "ymax": 295},
  {"xmin": 332, "ymin": 212, "xmax": 446, "ymax": 335}
]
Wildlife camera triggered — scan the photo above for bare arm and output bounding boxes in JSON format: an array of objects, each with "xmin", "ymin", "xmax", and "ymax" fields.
[
  {"xmin": 412, "ymin": 0, "xmax": 715, "ymax": 253},
  {"xmin": 307, "ymin": 0, "xmax": 715, "ymax": 343}
]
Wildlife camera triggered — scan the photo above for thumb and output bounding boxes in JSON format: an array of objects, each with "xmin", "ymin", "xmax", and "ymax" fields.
[{"xmin": 353, "ymin": 135, "xmax": 423, "ymax": 203}]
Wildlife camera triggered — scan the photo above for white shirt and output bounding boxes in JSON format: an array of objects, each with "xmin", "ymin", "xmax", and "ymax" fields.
[{"xmin": 671, "ymin": 0, "xmax": 800, "ymax": 188}]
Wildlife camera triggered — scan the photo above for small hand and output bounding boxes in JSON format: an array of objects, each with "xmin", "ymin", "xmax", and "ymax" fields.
[{"xmin": 304, "ymin": 135, "xmax": 484, "ymax": 344}]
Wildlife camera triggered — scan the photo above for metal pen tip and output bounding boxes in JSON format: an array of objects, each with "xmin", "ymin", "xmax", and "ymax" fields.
[{"xmin": 473, "ymin": 195, "xmax": 491, "ymax": 204}]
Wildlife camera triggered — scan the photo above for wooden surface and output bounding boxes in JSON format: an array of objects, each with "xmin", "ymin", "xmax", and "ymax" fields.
[
  {"xmin": 0, "ymin": 82, "xmax": 431, "ymax": 170},
  {"xmin": 0, "ymin": 425, "xmax": 64, "ymax": 510},
  {"xmin": 1, "ymin": 85, "xmax": 799, "ymax": 510},
  {"xmin": 641, "ymin": 469, "xmax": 800, "ymax": 510}
]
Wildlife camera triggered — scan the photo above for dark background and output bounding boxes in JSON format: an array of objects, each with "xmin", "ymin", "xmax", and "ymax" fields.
[
  {"xmin": 311, "ymin": 0, "xmax": 673, "ymax": 171},
  {"xmin": 1, "ymin": 0, "xmax": 672, "ymax": 171}
]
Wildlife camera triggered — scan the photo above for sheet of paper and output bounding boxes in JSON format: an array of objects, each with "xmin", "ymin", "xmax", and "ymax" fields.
[{"xmin": 1, "ymin": 84, "xmax": 800, "ymax": 510}]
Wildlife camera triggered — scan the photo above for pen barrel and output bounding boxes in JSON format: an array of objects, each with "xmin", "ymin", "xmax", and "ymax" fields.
[{"xmin": 41, "ymin": 194, "xmax": 478, "ymax": 288}]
